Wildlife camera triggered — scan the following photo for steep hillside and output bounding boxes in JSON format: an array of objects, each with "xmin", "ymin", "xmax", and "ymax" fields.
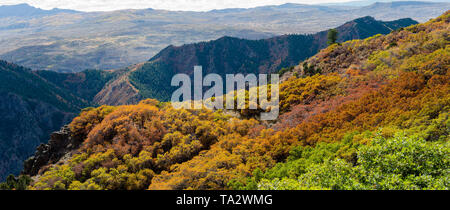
[
  {"xmin": 22, "ymin": 12, "xmax": 449, "ymax": 190},
  {"xmin": 93, "ymin": 64, "xmax": 145, "ymax": 105},
  {"xmin": 0, "ymin": 2, "xmax": 447, "ymax": 72},
  {"xmin": 0, "ymin": 61, "xmax": 89, "ymax": 181},
  {"xmin": 126, "ymin": 16, "xmax": 417, "ymax": 102},
  {"xmin": 35, "ymin": 69, "xmax": 119, "ymax": 102}
]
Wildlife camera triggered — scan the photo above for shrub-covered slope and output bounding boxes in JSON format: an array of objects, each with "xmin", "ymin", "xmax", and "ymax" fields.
[{"xmin": 22, "ymin": 11, "xmax": 449, "ymax": 190}]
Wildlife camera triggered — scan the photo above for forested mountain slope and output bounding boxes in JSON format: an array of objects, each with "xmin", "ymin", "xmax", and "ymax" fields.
[
  {"xmin": 22, "ymin": 11, "xmax": 449, "ymax": 190},
  {"xmin": 0, "ymin": 61, "xmax": 87, "ymax": 181},
  {"xmin": 124, "ymin": 16, "xmax": 417, "ymax": 102},
  {"xmin": 35, "ymin": 69, "xmax": 119, "ymax": 102},
  {"xmin": 45, "ymin": 16, "xmax": 416, "ymax": 106}
]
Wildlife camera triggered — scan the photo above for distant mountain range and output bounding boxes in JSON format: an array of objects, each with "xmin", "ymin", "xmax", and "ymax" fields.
[
  {"xmin": 0, "ymin": 1, "xmax": 447, "ymax": 72},
  {"xmin": 320, "ymin": 0, "xmax": 447, "ymax": 6},
  {"xmin": 0, "ymin": 3, "xmax": 79, "ymax": 18}
]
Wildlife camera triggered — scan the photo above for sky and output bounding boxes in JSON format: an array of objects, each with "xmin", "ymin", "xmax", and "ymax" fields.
[{"xmin": 0, "ymin": 0, "xmax": 445, "ymax": 11}]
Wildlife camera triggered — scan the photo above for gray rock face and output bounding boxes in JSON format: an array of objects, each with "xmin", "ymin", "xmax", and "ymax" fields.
[{"xmin": 22, "ymin": 125, "xmax": 81, "ymax": 176}]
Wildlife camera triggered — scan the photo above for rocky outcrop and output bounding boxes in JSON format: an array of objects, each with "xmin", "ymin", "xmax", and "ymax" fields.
[{"xmin": 22, "ymin": 125, "xmax": 81, "ymax": 176}]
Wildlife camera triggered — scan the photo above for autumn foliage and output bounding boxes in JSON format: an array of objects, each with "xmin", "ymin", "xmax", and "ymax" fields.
[{"xmin": 30, "ymin": 12, "xmax": 449, "ymax": 190}]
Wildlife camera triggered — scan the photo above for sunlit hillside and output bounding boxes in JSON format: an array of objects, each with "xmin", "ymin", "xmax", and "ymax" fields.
[{"xmin": 10, "ymin": 11, "xmax": 448, "ymax": 190}]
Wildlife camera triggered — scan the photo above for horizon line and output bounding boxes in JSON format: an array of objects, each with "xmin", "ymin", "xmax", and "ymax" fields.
[{"xmin": 0, "ymin": 0, "xmax": 445, "ymax": 13}]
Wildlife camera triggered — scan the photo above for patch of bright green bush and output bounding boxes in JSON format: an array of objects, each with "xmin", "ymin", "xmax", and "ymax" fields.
[{"xmin": 258, "ymin": 132, "xmax": 449, "ymax": 190}]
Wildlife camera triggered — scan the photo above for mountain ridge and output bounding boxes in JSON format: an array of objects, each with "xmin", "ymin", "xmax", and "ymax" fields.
[
  {"xmin": 122, "ymin": 16, "xmax": 418, "ymax": 102},
  {"xmin": 37, "ymin": 16, "xmax": 418, "ymax": 105},
  {"xmin": 0, "ymin": 3, "xmax": 80, "ymax": 18},
  {"xmin": 0, "ymin": 1, "xmax": 447, "ymax": 72}
]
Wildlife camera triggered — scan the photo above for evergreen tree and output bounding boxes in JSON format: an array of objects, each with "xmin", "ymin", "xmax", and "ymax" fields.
[
  {"xmin": 327, "ymin": 29, "xmax": 338, "ymax": 45},
  {"xmin": 0, "ymin": 174, "xmax": 31, "ymax": 190}
]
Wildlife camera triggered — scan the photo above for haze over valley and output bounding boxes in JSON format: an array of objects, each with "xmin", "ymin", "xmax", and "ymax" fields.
[{"xmin": 0, "ymin": 1, "xmax": 448, "ymax": 72}]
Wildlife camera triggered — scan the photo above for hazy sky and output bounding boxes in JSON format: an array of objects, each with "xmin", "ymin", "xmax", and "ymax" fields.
[{"xmin": 0, "ymin": 0, "xmax": 445, "ymax": 11}]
